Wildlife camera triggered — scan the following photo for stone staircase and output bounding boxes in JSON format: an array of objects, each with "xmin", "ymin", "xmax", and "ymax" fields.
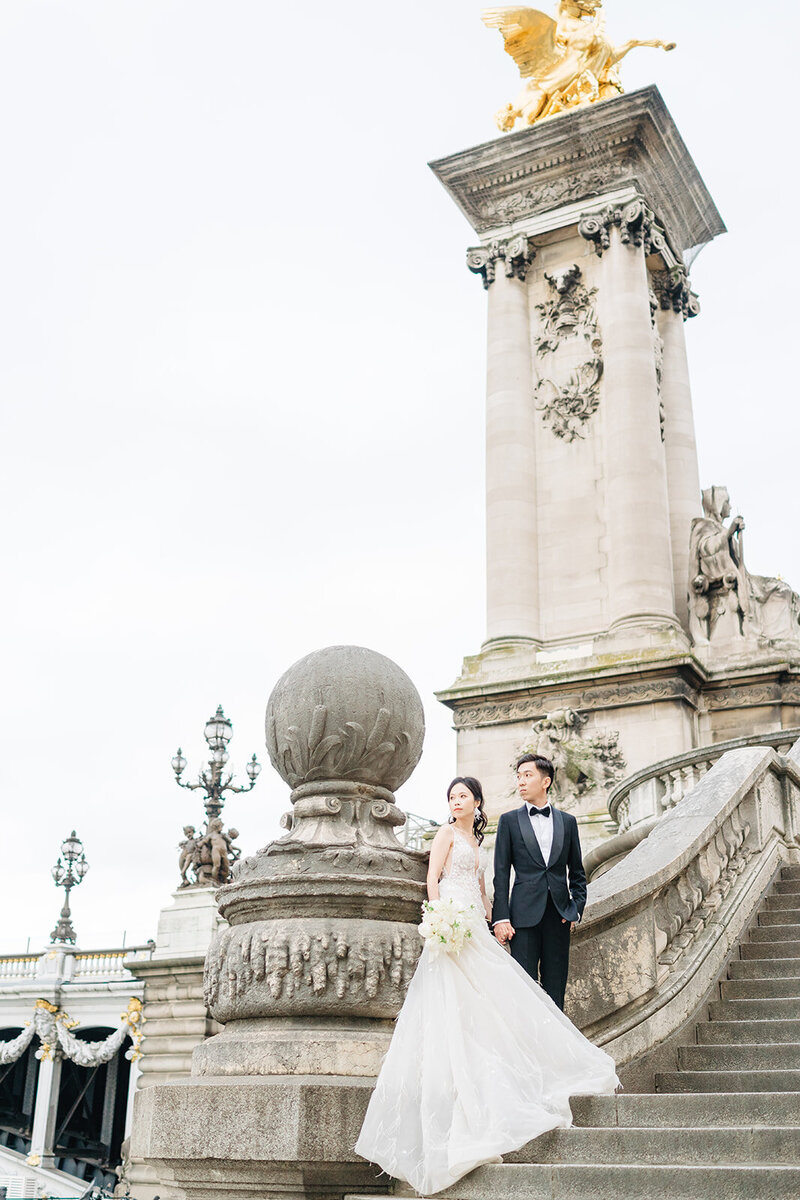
[{"xmin": 348, "ymin": 864, "xmax": 800, "ymax": 1199}]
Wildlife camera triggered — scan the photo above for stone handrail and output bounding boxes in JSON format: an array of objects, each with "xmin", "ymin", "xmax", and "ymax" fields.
[
  {"xmin": 568, "ymin": 737, "xmax": 800, "ymax": 1067},
  {"xmin": 607, "ymin": 728, "xmax": 800, "ymax": 832}
]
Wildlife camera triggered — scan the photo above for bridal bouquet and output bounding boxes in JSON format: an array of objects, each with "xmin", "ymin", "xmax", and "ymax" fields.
[{"xmin": 419, "ymin": 897, "xmax": 483, "ymax": 957}]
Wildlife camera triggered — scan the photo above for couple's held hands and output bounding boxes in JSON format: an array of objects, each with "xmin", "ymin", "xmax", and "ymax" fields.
[
  {"xmin": 562, "ymin": 918, "xmax": 578, "ymax": 932},
  {"xmin": 494, "ymin": 920, "xmax": 515, "ymax": 944}
]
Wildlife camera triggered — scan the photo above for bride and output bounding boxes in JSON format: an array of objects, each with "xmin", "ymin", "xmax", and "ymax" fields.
[{"xmin": 355, "ymin": 775, "xmax": 619, "ymax": 1196}]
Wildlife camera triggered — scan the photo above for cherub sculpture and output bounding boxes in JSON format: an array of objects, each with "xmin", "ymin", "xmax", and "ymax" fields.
[
  {"xmin": 482, "ymin": 2, "xmax": 674, "ymax": 131},
  {"xmin": 177, "ymin": 825, "xmax": 199, "ymax": 888}
]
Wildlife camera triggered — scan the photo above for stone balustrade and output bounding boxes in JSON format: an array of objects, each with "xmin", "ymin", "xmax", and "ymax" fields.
[
  {"xmin": 584, "ymin": 729, "xmax": 800, "ymax": 881},
  {"xmin": 0, "ymin": 945, "xmax": 154, "ymax": 987},
  {"xmin": 568, "ymin": 737, "xmax": 800, "ymax": 1068},
  {"xmin": 0, "ymin": 956, "xmax": 39, "ymax": 982}
]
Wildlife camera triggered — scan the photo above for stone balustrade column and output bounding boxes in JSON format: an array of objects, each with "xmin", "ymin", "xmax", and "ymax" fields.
[
  {"xmin": 29, "ymin": 1053, "xmax": 61, "ymax": 1166},
  {"xmin": 468, "ymin": 235, "xmax": 539, "ymax": 644},
  {"xmin": 654, "ymin": 277, "xmax": 702, "ymax": 634},
  {"xmin": 580, "ymin": 204, "xmax": 677, "ymax": 631}
]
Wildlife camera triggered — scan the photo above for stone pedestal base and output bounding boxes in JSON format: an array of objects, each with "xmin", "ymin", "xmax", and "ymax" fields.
[
  {"xmin": 193, "ymin": 1017, "xmax": 393, "ymax": 1078},
  {"xmin": 133, "ymin": 1067, "xmax": 384, "ymax": 1200}
]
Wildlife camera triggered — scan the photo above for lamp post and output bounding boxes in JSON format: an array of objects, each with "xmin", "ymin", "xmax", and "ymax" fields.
[
  {"xmin": 172, "ymin": 705, "xmax": 261, "ymax": 825},
  {"xmin": 50, "ymin": 831, "xmax": 89, "ymax": 944}
]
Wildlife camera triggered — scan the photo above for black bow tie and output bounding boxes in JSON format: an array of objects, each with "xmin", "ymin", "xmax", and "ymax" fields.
[{"xmin": 529, "ymin": 805, "xmax": 551, "ymax": 818}]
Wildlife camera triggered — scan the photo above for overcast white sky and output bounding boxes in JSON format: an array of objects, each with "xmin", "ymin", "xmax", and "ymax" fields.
[{"xmin": 2, "ymin": 1, "xmax": 798, "ymax": 950}]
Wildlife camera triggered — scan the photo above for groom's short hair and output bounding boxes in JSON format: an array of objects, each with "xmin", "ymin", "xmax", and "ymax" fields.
[{"xmin": 515, "ymin": 753, "xmax": 555, "ymax": 785}]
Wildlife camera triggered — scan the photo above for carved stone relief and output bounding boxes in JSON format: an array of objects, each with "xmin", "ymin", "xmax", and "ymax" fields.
[
  {"xmin": 533, "ymin": 264, "xmax": 603, "ymax": 441},
  {"xmin": 514, "ymin": 708, "xmax": 626, "ymax": 810},
  {"xmin": 475, "ymin": 165, "xmax": 622, "ymax": 229},
  {"xmin": 466, "ymin": 234, "xmax": 536, "ymax": 289}
]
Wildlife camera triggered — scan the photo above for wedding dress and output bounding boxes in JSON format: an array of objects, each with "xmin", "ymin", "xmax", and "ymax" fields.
[{"xmin": 355, "ymin": 828, "xmax": 619, "ymax": 1196}]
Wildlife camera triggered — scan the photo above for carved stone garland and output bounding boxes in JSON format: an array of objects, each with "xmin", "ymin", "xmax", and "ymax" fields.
[
  {"xmin": 466, "ymin": 234, "xmax": 536, "ymax": 289},
  {"xmin": 0, "ymin": 998, "xmax": 143, "ymax": 1067},
  {"xmin": 533, "ymin": 264, "xmax": 603, "ymax": 442}
]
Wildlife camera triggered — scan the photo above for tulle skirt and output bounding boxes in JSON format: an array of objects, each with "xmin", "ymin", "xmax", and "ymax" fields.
[{"xmin": 355, "ymin": 918, "xmax": 619, "ymax": 1195}]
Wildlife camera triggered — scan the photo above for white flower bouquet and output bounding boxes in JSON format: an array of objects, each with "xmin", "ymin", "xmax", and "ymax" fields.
[{"xmin": 419, "ymin": 896, "xmax": 483, "ymax": 957}]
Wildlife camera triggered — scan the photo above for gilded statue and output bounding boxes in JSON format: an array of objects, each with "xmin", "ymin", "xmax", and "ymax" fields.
[{"xmin": 482, "ymin": 2, "xmax": 675, "ymax": 131}]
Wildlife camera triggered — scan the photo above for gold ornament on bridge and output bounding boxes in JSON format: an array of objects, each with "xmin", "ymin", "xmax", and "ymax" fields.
[{"xmin": 482, "ymin": 2, "xmax": 675, "ymax": 131}]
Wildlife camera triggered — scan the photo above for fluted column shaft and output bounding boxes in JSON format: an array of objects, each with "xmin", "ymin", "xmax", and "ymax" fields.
[
  {"xmin": 597, "ymin": 228, "xmax": 676, "ymax": 629},
  {"xmin": 485, "ymin": 267, "xmax": 539, "ymax": 642},
  {"xmin": 657, "ymin": 307, "xmax": 702, "ymax": 633}
]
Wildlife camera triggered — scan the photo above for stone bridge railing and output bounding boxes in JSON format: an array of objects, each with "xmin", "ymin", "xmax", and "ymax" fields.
[
  {"xmin": 569, "ymin": 737, "xmax": 800, "ymax": 1067},
  {"xmin": 585, "ymin": 728, "xmax": 800, "ymax": 880}
]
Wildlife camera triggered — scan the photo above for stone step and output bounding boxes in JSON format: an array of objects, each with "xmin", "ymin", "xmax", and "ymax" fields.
[
  {"xmin": 348, "ymin": 1163, "xmax": 800, "ymax": 1199},
  {"xmin": 728, "ymin": 957, "xmax": 800, "ymax": 979},
  {"xmin": 740, "ymin": 940, "xmax": 800, "ymax": 959},
  {"xmin": 782, "ymin": 865, "xmax": 800, "ymax": 880},
  {"xmin": 773, "ymin": 880, "xmax": 800, "ymax": 895},
  {"xmin": 698, "ymin": 1017, "xmax": 800, "ymax": 1042},
  {"xmin": 504, "ymin": 1124, "xmax": 800, "ymax": 1166},
  {"xmin": 721, "ymin": 978, "xmax": 800, "ymax": 999},
  {"xmin": 749, "ymin": 924, "xmax": 800, "ymax": 942},
  {"xmin": 657, "ymin": 1069, "xmax": 800, "ymax": 1093},
  {"xmin": 759, "ymin": 909, "xmax": 800, "ymax": 926},
  {"xmin": 765, "ymin": 893, "xmax": 800, "ymax": 910},
  {"xmin": 679, "ymin": 1043, "xmax": 800, "ymax": 1071},
  {"xmin": 710, "ymin": 997, "xmax": 800, "ymax": 1021},
  {"xmin": 570, "ymin": 1091, "xmax": 800, "ymax": 1127}
]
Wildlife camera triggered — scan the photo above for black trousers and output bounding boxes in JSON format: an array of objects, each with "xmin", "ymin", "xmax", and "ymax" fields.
[{"xmin": 509, "ymin": 894, "xmax": 572, "ymax": 1010}]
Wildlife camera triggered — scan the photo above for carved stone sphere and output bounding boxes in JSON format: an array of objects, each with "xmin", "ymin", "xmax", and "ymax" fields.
[{"xmin": 265, "ymin": 645, "xmax": 425, "ymax": 793}]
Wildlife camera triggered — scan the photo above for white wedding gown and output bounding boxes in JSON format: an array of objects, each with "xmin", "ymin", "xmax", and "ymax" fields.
[{"xmin": 355, "ymin": 828, "xmax": 620, "ymax": 1196}]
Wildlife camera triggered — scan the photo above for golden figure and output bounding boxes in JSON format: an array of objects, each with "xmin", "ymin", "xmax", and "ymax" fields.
[{"xmin": 483, "ymin": 2, "xmax": 675, "ymax": 131}]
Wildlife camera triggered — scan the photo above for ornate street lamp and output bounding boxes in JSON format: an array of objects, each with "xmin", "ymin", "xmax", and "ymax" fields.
[
  {"xmin": 172, "ymin": 705, "xmax": 261, "ymax": 825},
  {"xmin": 50, "ymin": 831, "xmax": 89, "ymax": 943}
]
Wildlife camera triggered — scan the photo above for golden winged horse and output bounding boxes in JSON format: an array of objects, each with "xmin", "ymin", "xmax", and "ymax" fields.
[{"xmin": 483, "ymin": 1, "xmax": 674, "ymax": 131}]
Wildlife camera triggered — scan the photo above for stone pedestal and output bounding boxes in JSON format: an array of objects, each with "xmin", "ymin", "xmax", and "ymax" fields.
[
  {"xmin": 132, "ymin": 646, "xmax": 428, "ymax": 1200},
  {"xmin": 432, "ymin": 87, "xmax": 800, "ymax": 842},
  {"xmin": 126, "ymin": 889, "xmax": 224, "ymax": 1200}
]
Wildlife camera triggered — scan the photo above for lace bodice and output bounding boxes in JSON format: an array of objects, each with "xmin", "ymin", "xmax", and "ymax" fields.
[{"xmin": 440, "ymin": 828, "xmax": 483, "ymax": 907}]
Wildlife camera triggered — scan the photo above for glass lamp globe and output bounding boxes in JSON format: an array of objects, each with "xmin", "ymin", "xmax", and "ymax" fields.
[
  {"xmin": 61, "ymin": 832, "xmax": 83, "ymax": 863},
  {"xmin": 246, "ymin": 754, "xmax": 262, "ymax": 782},
  {"xmin": 172, "ymin": 748, "xmax": 187, "ymax": 775},
  {"xmin": 51, "ymin": 862, "xmax": 63, "ymax": 882},
  {"xmin": 204, "ymin": 706, "xmax": 233, "ymax": 750},
  {"xmin": 75, "ymin": 856, "xmax": 89, "ymax": 879}
]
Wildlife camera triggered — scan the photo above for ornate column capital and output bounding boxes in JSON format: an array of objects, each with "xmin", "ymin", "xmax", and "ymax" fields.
[
  {"xmin": 651, "ymin": 266, "xmax": 701, "ymax": 320},
  {"xmin": 579, "ymin": 197, "xmax": 700, "ymax": 319},
  {"xmin": 466, "ymin": 234, "xmax": 536, "ymax": 290}
]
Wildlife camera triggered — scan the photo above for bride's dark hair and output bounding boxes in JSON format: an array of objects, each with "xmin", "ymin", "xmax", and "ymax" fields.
[{"xmin": 447, "ymin": 776, "xmax": 488, "ymax": 845}]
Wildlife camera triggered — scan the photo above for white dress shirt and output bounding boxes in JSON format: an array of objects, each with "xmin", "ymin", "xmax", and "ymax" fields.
[{"xmin": 528, "ymin": 804, "xmax": 553, "ymax": 864}]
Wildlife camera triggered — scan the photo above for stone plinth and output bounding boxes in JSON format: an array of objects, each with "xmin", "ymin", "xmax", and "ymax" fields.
[{"xmin": 132, "ymin": 646, "xmax": 428, "ymax": 1200}]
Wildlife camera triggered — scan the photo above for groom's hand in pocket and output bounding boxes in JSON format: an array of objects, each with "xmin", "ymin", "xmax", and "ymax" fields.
[{"xmin": 494, "ymin": 920, "xmax": 515, "ymax": 944}]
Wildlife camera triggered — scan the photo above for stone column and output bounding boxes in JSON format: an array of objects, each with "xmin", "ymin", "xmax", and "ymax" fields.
[
  {"xmin": 653, "ymin": 273, "xmax": 702, "ymax": 634},
  {"xmin": 28, "ymin": 1053, "xmax": 61, "ymax": 1167},
  {"xmin": 133, "ymin": 645, "xmax": 428, "ymax": 1200},
  {"xmin": 580, "ymin": 202, "xmax": 677, "ymax": 632},
  {"xmin": 468, "ymin": 236, "xmax": 539, "ymax": 644}
]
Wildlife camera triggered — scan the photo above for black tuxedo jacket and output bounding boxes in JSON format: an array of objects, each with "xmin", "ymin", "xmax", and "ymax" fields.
[{"xmin": 491, "ymin": 804, "xmax": 587, "ymax": 928}]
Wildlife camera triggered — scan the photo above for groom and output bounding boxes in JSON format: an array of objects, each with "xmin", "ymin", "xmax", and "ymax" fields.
[{"xmin": 491, "ymin": 753, "xmax": 587, "ymax": 1010}]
